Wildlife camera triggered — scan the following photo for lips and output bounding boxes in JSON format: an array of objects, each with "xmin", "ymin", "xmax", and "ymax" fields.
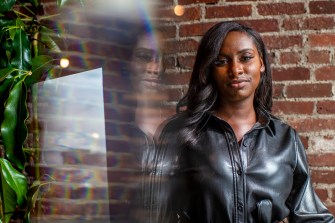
[{"xmin": 226, "ymin": 78, "xmax": 251, "ymax": 88}]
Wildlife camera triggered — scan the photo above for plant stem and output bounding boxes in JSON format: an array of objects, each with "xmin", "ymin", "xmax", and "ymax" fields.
[
  {"xmin": 17, "ymin": 1, "xmax": 35, "ymax": 15},
  {"xmin": 33, "ymin": 32, "xmax": 39, "ymax": 58},
  {"xmin": 13, "ymin": 10, "xmax": 31, "ymax": 19}
]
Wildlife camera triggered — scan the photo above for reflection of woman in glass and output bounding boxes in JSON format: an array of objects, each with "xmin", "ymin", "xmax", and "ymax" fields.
[
  {"xmin": 152, "ymin": 21, "xmax": 335, "ymax": 223},
  {"xmin": 130, "ymin": 27, "xmax": 166, "ymax": 138},
  {"xmin": 127, "ymin": 26, "xmax": 166, "ymax": 223}
]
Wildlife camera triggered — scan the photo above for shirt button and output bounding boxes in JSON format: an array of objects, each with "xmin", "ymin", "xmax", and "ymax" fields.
[
  {"xmin": 237, "ymin": 169, "xmax": 242, "ymax": 175},
  {"xmin": 238, "ymin": 204, "xmax": 243, "ymax": 211}
]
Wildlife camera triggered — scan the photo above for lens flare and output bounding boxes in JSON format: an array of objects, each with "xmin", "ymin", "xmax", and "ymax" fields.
[
  {"xmin": 60, "ymin": 58, "xmax": 69, "ymax": 68},
  {"xmin": 174, "ymin": 5, "xmax": 185, "ymax": 16}
]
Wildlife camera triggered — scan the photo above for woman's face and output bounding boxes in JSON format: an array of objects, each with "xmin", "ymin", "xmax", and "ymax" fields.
[
  {"xmin": 130, "ymin": 32, "xmax": 164, "ymax": 92},
  {"xmin": 213, "ymin": 31, "xmax": 264, "ymax": 105}
]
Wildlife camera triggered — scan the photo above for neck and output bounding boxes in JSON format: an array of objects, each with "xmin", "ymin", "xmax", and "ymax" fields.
[
  {"xmin": 215, "ymin": 100, "xmax": 256, "ymax": 122},
  {"xmin": 215, "ymin": 101, "xmax": 257, "ymax": 142}
]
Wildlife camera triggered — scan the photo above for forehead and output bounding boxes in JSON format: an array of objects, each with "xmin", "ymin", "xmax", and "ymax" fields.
[
  {"xmin": 220, "ymin": 31, "xmax": 257, "ymax": 52},
  {"xmin": 135, "ymin": 32, "xmax": 163, "ymax": 50}
]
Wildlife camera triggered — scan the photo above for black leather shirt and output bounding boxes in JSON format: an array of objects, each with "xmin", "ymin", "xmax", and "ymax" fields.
[{"xmin": 150, "ymin": 110, "xmax": 335, "ymax": 223}]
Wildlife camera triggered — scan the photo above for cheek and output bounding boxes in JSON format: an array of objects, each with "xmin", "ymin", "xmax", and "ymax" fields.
[
  {"xmin": 213, "ymin": 68, "xmax": 228, "ymax": 83},
  {"xmin": 251, "ymin": 67, "xmax": 262, "ymax": 87},
  {"xmin": 131, "ymin": 62, "xmax": 146, "ymax": 74}
]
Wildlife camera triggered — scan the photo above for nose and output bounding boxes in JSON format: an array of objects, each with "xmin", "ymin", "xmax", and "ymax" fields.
[
  {"xmin": 229, "ymin": 60, "xmax": 243, "ymax": 77},
  {"xmin": 146, "ymin": 59, "xmax": 162, "ymax": 75}
]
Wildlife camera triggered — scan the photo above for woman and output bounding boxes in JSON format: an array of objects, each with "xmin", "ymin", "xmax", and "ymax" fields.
[{"xmin": 151, "ymin": 21, "xmax": 335, "ymax": 223}]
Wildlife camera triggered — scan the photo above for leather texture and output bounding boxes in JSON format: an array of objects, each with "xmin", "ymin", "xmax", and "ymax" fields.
[{"xmin": 150, "ymin": 109, "xmax": 335, "ymax": 223}]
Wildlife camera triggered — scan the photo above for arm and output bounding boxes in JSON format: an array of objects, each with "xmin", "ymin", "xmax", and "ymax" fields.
[
  {"xmin": 286, "ymin": 130, "xmax": 334, "ymax": 223},
  {"xmin": 149, "ymin": 119, "xmax": 192, "ymax": 223}
]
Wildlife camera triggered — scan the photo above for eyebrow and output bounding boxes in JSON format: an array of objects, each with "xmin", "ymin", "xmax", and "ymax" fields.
[{"xmin": 218, "ymin": 48, "xmax": 256, "ymax": 56}]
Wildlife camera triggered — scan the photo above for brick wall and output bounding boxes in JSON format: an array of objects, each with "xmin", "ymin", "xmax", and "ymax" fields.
[
  {"xmin": 156, "ymin": 0, "xmax": 335, "ymax": 214},
  {"xmin": 30, "ymin": 0, "xmax": 335, "ymax": 221}
]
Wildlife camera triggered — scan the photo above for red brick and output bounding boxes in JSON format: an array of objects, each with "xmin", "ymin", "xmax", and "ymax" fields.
[
  {"xmin": 272, "ymin": 84, "xmax": 284, "ymax": 99},
  {"xmin": 309, "ymin": 1, "xmax": 335, "ymax": 14},
  {"xmin": 108, "ymin": 170, "xmax": 138, "ymax": 183},
  {"xmin": 165, "ymin": 39, "xmax": 199, "ymax": 54},
  {"xmin": 315, "ymin": 66, "xmax": 335, "ymax": 80},
  {"xmin": 272, "ymin": 67, "xmax": 310, "ymax": 81},
  {"xmin": 227, "ymin": 0, "xmax": 257, "ymax": 1},
  {"xmin": 205, "ymin": 5, "xmax": 252, "ymax": 19},
  {"xmin": 41, "ymin": 200, "xmax": 109, "ymax": 216},
  {"xmin": 308, "ymin": 50, "xmax": 330, "ymax": 64},
  {"xmin": 163, "ymin": 56, "xmax": 176, "ymax": 70},
  {"xmin": 257, "ymin": 3, "xmax": 305, "ymax": 15},
  {"xmin": 238, "ymin": 19, "xmax": 279, "ymax": 33},
  {"xmin": 309, "ymin": 34, "xmax": 335, "ymax": 47},
  {"xmin": 155, "ymin": 7, "xmax": 178, "ymax": 20},
  {"xmin": 314, "ymin": 188, "xmax": 329, "ymax": 201},
  {"xmin": 160, "ymin": 25, "xmax": 177, "ymax": 39},
  {"xmin": 103, "ymin": 75, "xmax": 134, "ymax": 92},
  {"xmin": 177, "ymin": 6, "xmax": 202, "ymax": 21},
  {"xmin": 332, "ymin": 189, "xmax": 335, "ymax": 202},
  {"xmin": 317, "ymin": 101, "xmax": 335, "ymax": 114},
  {"xmin": 162, "ymin": 88, "xmax": 185, "ymax": 102},
  {"xmin": 299, "ymin": 135, "xmax": 309, "ymax": 149},
  {"xmin": 179, "ymin": 0, "xmax": 219, "ymax": 4},
  {"xmin": 286, "ymin": 83, "xmax": 332, "ymax": 98},
  {"xmin": 283, "ymin": 17, "xmax": 335, "ymax": 31},
  {"xmin": 263, "ymin": 35, "xmax": 302, "ymax": 49},
  {"xmin": 288, "ymin": 118, "xmax": 335, "ymax": 133},
  {"xmin": 280, "ymin": 52, "xmax": 301, "ymax": 64},
  {"xmin": 308, "ymin": 153, "xmax": 335, "ymax": 167},
  {"xmin": 272, "ymin": 101, "xmax": 314, "ymax": 115},
  {"xmin": 328, "ymin": 206, "xmax": 335, "ymax": 217},
  {"xmin": 62, "ymin": 150, "xmax": 107, "ymax": 166},
  {"xmin": 311, "ymin": 169, "xmax": 335, "ymax": 184},
  {"xmin": 163, "ymin": 71, "xmax": 191, "ymax": 85},
  {"xmin": 180, "ymin": 22, "xmax": 216, "ymax": 37},
  {"xmin": 177, "ymin": 55, "xmax": 196, "ymax": 69}
]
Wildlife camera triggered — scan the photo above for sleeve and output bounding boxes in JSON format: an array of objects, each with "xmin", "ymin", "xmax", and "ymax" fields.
[
  {"xmin": 148, "ymin": 121, "xmax": 191, "ymax": 223},
  {"xmin": 286, "ymin": 130, "xmax": 335, "ymax": 223}
]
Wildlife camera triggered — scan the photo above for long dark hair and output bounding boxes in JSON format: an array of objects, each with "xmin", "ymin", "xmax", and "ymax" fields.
[{"xmin": 176, "ymin": 21, "xmax": 272, "ymax": 146}]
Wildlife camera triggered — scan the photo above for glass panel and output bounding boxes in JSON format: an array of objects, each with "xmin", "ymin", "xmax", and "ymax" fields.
[{"xmin": 33, "ymin": 68, "xmax": 110, "ymax": 223}]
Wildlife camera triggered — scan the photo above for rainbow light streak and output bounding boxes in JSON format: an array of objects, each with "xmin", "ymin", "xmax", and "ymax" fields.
[{"xmin": 33, "ymin": 0, "xmax": 162, "ymax": 222}]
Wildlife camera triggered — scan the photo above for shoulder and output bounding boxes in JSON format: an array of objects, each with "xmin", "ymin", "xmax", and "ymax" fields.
[
  {"xmin": 156, "ymin": 112, "xmax": 188, "ymax": 136},
  {"xmin": 266, "ymin": 113, "xmax": 299, "ymax": 137}
]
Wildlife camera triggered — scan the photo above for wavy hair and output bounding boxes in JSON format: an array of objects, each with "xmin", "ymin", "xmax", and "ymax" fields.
[{"xmin": 176, "ymin": 21, "xmax": 272, "ymax": 146}]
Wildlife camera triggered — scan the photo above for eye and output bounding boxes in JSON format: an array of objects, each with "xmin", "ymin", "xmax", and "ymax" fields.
[
  {"xmin": 213, "ymin": 58, "xmax": 229, "ymax": 66},
  {"xmin": 240, "ymin": 55, "xmax": 254, "ymax": 62},
  {"xmin": 134, "ymin": 48, "xmax": 155, "ymax": 62}
]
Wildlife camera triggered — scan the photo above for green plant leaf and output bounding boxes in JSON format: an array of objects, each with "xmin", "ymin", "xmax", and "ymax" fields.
[
  {"xmin": 0, "ymin": 68, "xmax": 16, "ymax": 82},
  {"xmin": 39, "ymin": 26, "xmax": 61, "ymax": 53},
  {"xmin": 0, "ymin": 78, "xmax": 14, "ymax": 125},
  {"xmin": 57, "ymin": 0, "xmax": 69, "ymax": 7},
  {"xmin": 0, "ymin": 0, "xmax": 16, "ymax": 13},
  {"xmin": 0, "ymin": 17, "xmax": 14, "ymax": 28},
  {"xmin": 25, "ymin": 55, "xmax": 54, "ymax": 86},
  {"xmin": 0, "ymin": 158, "xmax": 28, "ymax": 223},
  {"xmin": 1, "ymin": 80, "xmax": 28, "ymax": 170},
  {"xmin": 11, "ymin": 30, "xmax": 31, "ymax": 71},
  {"xmin": 0, "ymin": 39, "xmax": 9, "ymax": 69},
  {"xmin": 8, "ymin": 19, "xmax": 22, "ymax": 41},
  {"xmin": 24, "ymin": 178, "xmax": 53, "ymax": 222}
]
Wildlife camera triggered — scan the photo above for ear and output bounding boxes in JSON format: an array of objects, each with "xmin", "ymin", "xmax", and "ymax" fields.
[{"xmin": 260, "ymin": 58, "xmax": 265, "ymax": 73}]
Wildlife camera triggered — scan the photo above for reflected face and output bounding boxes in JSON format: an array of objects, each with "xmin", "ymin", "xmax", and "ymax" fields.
[
  {"xmin": 213, "ymin": 31, "xmax": 264, "ymax": 104},
  {"xmin": 131, "ymin": 32, "xmax": 164, "ymax": 90}
]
